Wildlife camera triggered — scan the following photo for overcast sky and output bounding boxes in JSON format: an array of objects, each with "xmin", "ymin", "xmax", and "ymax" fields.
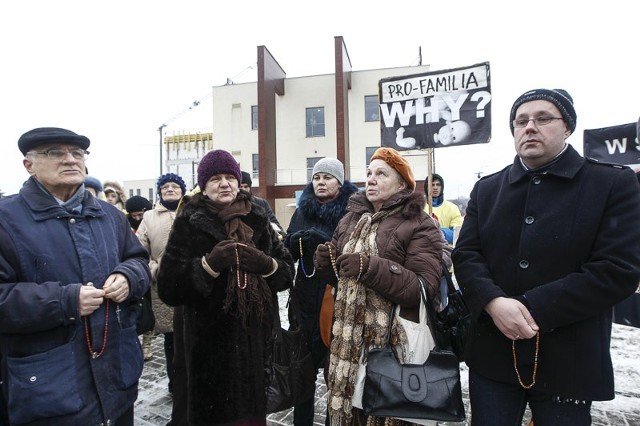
[{"xmin": 1, "ymin": 0, "xmax": 637, "ymax": 198}]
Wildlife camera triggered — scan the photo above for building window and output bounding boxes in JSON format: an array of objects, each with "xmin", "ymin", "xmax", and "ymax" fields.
[
  {"xmin": 306, "ymin": 107, "xmax": 325, "ymax": 137},
  {"xmin": 366, "ymin": 147, "xmax": 378, "ymax": 166},
  {"xmin": 148, "ymin": 188, "xmax": 153, "ymax": 202},
  {"xmin": 251, "ymin": 105, "xmax": 258, "ymax": 130},
  {"xmin": 365, "ymin": 95, "xmax": 379, "ymax": 122},
  {"xmin": 307, "ymin": 157, "xmax": 323, "ymax": 182},
  {"xmin": 252, "ymin": 154, "xmax": 259, "ymax": 180}
]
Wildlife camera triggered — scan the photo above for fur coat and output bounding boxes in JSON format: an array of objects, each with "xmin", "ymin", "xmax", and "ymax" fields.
[{"xmin": 157, "ymin": 192, "xmax": 294, "ymax": 425}]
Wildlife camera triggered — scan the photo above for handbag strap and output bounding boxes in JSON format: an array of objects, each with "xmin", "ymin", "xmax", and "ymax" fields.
[
  {"xmin": 384, "ymin": 277, "xmax": 430, "ymax": 346},
  {"xmin": 418, "ymin": 274, "xmax": 449, "ymax": 350},
  {"xmin": 286, "ymin": 287, "xmax": 305, "ymax": 330},
  {"xmin": 441, "ymin": 261, "xmax": 459, "ymax": 293}
]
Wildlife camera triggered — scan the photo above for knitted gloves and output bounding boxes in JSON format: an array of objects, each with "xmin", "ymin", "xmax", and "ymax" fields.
[
  {"xmin": 238, "ymin": 245, "xmax": 274, "ymax": 275},
  {"xmin": 314, "ymin": 242, "xmax": 337, "ymax": 270},
  {"xmin": 205, "ymin": 240, "xmax": 237, "ymax": 272},
  {"xmin": 336, "ymin": 253, "xmax": 369, "ymax": 279}
]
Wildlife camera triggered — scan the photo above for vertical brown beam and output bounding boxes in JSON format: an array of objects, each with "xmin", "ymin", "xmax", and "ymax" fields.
[
  {"xmin": 257, "ymin": 46, "xmax": 285, "ymax": 205},
  {"xmin": 334, "ymin": 36, "xmax": 352, "ymax": 180}
]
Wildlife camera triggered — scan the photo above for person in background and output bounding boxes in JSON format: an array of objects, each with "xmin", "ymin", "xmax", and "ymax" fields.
[
  {"xmin": 453, "ymin": 89, "xmax": 640, "ymax": 426},
  {"xmin": 284, "ymin": 157, "xmax": 359, "ymax": 426},
  {"xmin": 124, "ymin": 194, "xmax": 155, "ymax": 365},
  {"xmin": 424, "ymin": 173, "xmax": 463, "ymax": 245},
  {"xmin": 104, "ymin": 180, "xmax": 127, "ymax": 211},
  {"xmin": 125, "ymin": 195, "xmax": 152, "ymax": 233},
  {"xmin": 314, "ymin": 147, "xmax": 443, "ymax": 426},
  {"xmin": 84, "ymin": 175, "xmax": 104, "ymax": 198},
  {"xmin": 157, "ymin": 149, "xmax": 295, "ymax": 425},
  {"xmin": 0, "ymin": 127, "xmax": 151, "ymax": 425},
  {"xmin": 240, "ymin": 171, "xmax": 284, "ymax": 236},
  {"xmin": 136, "ymin": 173, "xmax": 185, "ymax": 393}
]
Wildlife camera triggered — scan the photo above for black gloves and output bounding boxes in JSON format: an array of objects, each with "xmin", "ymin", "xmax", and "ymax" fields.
[
  {"xmin": 287, "ymin": 228, "xmax": 330, "ymax": 259},
  {"xmin": 286, "ymin": 231, "xmax": 304, "ymax": 258},
  {"xmin": 238, "ymin": 244, "xmax": 274, "ymax": 275},
  {"xmin": 205, "ymin": 240, "xmax": 237, "ymax": 272},
  {"xmin": 336, "ymin": 253, "xmax": 369, "ymax": 279},
  {"xmin": 306, "ymin": 228, "xmax": 330, "ymax": 245}
]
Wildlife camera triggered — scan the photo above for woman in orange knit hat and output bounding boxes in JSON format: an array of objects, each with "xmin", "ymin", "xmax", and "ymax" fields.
[{"xmin": 314, "ymin": 147, "xmax": 444, "ymax": 425}]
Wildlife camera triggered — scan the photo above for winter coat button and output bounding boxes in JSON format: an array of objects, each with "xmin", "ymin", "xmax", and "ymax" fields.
[
  {"xmin": 519, "ymin": 260, "xmax": 529, "ymax": 269},
  {"xmin": 29, "ymin": 376, "xmax": 37, "ymax": 382},
  {"xmin": 390, "ymin": 264, "xmax": 400, "ymax": 274},
  {"xmin": 525, "ymin": 216, "xmax": 534, "ymax": 224},
  {"xmin": 69, "ymin": 218, "xmax": 76, "ymax": 224},
  {"xmin": 532, "ymin": 176, "xmax": 542, "ymax": 185}
]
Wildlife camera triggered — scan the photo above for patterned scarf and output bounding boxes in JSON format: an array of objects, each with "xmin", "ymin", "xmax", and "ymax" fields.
[
  {"xmin": 204, "ymin": 193, "xmax": 272, "ymax": 325},
  {"xmin": 327, "ymin": 206, "xmax": 406, "ymax": 425}
]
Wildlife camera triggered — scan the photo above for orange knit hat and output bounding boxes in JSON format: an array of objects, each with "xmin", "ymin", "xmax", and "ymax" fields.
[{"xmin": 370, "ymin": 147, "xmax": 415, "ymax": 191}]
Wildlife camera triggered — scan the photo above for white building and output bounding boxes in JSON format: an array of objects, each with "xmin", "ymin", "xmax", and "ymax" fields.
[{"xmin": 135, "ymin": 36, "xmax": 433, "ymax": 227}]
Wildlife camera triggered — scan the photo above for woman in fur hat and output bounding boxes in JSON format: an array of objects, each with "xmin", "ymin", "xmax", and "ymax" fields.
[
  {"xmin": 157, "ymin": 150, "xmax": 294, "ymax": 425},
  {"xmin": 103, "ymin": 180, "xmax": 127, "ymax": 211},
  {"xmin": 314, "ymin": 147, "xmax": 443, "ymax": 426},
  {"xmin": 284, "ymin": 157, "xmax": 359, "ymax": 426}
]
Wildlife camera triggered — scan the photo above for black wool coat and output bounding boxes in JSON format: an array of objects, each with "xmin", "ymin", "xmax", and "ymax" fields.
[
  {"xmin": 453, "ymin": 145, "xmax": 640, "ymax": 401},
  {"xmin": 157, "ymin": 192, "xmax": 294, "ymax": 425}
]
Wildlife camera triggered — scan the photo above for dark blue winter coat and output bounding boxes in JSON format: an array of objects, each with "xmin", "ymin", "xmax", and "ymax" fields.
[{"xmin": 0, "ymin": 177, "xmax": 151, "ymax": 425}]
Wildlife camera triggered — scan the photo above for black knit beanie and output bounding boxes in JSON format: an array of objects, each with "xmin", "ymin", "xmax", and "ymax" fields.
[
  {"xmin": 509, "ymin": 89, "xmax": 576, "ymax": 135},
  {"xmin": 241, "ymin": 171, "xmax": 252, "ymax": 188}
]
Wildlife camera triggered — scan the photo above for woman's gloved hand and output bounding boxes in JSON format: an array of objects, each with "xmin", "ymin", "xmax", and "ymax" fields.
[
  {"xmin": 286, "ymin": 231, "xmax": 304, "ymax": 258},
  {"xmin": 336, "ymin": 253, "xmax": 369, "ymax": 279},
  {"xmin": 315, "ymin": 242, "xmax": 338, "ymax": 270},
  {"xmin": 205, "ymin": 240, "xmax": 237, "ymax": 272},
  {"xmin": 238, "ymin": 244, "xmax": 274, "ymax": 275}
]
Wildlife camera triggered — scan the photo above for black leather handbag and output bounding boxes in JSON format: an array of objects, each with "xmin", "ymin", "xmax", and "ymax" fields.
[
  {"xmin": 135, "ymin": 289, "xmax": 155, "ymax": 335},
  {"xmin": 265, "ymin": 289, "xmax": 316, "ymax": 414},
  {"xmin": 362, "ymin": 279, "xmax": 465, "ymax": 422},
  {"xmin": 429, "ymin": 262, "xmax": 472, "ymax": 361}
]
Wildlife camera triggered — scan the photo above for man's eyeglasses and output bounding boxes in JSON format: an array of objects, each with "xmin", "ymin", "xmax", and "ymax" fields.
[
  {"xmin": 160, "ymin": 183, "xmax": 181, "ymax": 191},
  {"xmin": 28, "ymin": 148, "xmax": 89, "ymax": 161},
  {"xmin": 513, "ymin": 116, "xmax": 564, "ymax": 128}
]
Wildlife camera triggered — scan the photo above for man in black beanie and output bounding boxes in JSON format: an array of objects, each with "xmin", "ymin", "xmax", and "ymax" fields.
[
  {"xmin": 453, "ymin": 89, "xmax": 640, "ymax": 425},
  {"xmin": 125, "ymin": 195, "xmax": 152, "ymax": 232},
  {"xmin": 240, "ymin": 171, "xmax": 283, "ymax": 234}
]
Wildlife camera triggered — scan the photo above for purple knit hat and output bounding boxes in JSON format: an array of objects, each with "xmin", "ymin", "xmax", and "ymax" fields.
[{"xmin": 197, "ymin": 150, "xmax": 241, "ymax": 190}]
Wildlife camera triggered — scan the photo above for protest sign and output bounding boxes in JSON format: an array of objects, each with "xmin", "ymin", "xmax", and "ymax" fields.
[
  {"xmin": 583, "ymin": 123, "xmax": 640, "ymax": 165},
  {"xmin": 379, "ymin": 62, "xmax": 491, "ymax": 150}
]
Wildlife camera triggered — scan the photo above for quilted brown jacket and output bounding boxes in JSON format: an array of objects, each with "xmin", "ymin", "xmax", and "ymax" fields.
[{"xmin": 330, "ymin": 190, "xmax": 443, "ymax": 322}]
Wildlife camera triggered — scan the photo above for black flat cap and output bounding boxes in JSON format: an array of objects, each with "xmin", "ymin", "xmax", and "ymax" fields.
[{"xmin": 18, "ymin": 127, "xmax": 90, "ymax": 156}]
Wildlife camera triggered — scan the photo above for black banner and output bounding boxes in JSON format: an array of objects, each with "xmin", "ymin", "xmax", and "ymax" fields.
[
  {"xmin": 379, "ymin": 62, "xmax": 491, "ymax": 151},
  {"xmin": 583, "ymin": 123, "xmax": 640, "ymax": 165}
]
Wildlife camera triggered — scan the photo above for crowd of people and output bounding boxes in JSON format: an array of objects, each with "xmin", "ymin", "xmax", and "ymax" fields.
[{"xmin": 1, "ymin": 87, "xmax": 639, "ymax": 426}]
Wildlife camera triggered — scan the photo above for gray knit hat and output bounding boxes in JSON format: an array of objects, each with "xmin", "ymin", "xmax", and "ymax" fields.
[
  {"xmin": 312, "ymin": 158, "xmax": 344, "ymax": 185},
  {"xmin": 509, "ymin": 88, "xmax": 576, "ymax": 135}
]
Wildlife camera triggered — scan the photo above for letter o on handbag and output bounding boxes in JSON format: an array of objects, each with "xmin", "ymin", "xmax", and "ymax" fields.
[{"xmin": 362, "ymin": 278, "xmax": 465, "ymax": 422}]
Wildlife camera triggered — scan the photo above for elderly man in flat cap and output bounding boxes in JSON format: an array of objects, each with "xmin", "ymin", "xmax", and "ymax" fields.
[
  {"xmin": 0, "ymin": 127, "xmax": 151, "ymax": 425},
  {"xmin": 453, "ymin": 89, "xmax": 640, "ymax": 425}
]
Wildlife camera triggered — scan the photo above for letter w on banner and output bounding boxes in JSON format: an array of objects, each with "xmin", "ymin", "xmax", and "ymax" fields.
[
  {"xmin": 379, "ymin": 62, "xmax": 492, "ymax": 151},
  {"xmin": 583, "ymin": 123, "xmax": 640, "ymax": 166}
]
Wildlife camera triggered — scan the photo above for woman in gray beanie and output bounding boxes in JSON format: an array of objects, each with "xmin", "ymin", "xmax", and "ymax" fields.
[{"xmin": 284, "ymin": 157, "xmax": 359, "ymax": 426}]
